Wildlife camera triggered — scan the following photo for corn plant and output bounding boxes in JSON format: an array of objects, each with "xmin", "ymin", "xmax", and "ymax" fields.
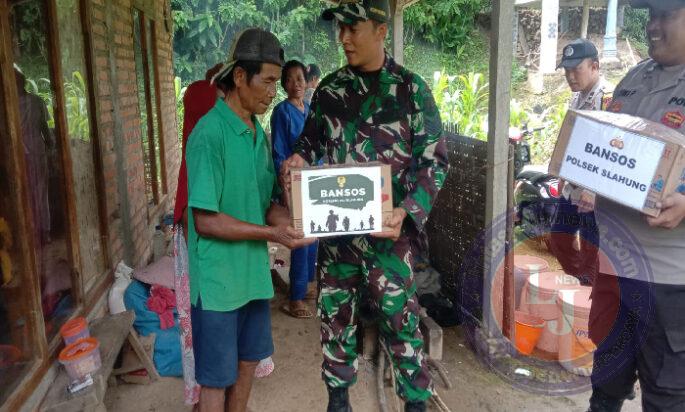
[{"xmin": 433, "ymin": 70, "xmax": 489, "ymax": 140}]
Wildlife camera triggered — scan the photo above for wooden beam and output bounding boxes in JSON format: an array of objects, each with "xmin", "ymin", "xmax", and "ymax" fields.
[
  {"xmin": 139, "ymin": 13, "xmax": 160, "ymax": 204},
  {"xmin": 79, "ymin": 0, "xmax": 112, "ymax": 274},
  {"xmin": 484, "ymin": 0, "xmax": 514, "ymax": 339},
  {"xmin": 46, "ymin": 0, "xmax": 84, "ymax": 305},
  {"xmin": 0, "ymin": 2, "xmax": 50, "ymax": 409}
]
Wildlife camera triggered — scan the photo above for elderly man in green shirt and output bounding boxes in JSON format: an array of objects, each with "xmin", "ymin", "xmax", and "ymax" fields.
[{"xmin": 185, "ymin": 28, "xmax": 313, "ymax": 412}]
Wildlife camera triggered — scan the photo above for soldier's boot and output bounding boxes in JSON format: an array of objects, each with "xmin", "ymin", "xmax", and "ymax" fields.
[
  {"xmin": 405, "ymin": 400, "xmax": 426, "ymax": 412},
  {"xmin": 326, "ymin": 386, "xmax": 352, "ymax": 412},
  {"xmin": 586, "ymin": 388, "xmax": 625, "ymax": 412}
]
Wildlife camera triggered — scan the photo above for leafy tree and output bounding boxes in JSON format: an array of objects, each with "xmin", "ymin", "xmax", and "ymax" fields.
[
  {"xmin": 171, "ymin": 0, "xmax": 339, "ymax": 84},
  {"xmin": 405, "ymin": 0, "xmax": 488, "ymax": 56}
]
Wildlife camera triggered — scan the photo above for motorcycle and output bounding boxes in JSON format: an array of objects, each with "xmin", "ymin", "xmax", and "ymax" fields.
[{"xmin": 510, "ymin": 124, "xmax": 561, "ymax": 249}]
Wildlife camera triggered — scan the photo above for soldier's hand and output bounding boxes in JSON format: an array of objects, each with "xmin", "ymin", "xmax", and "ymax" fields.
[
  {"xmin": 269, "ymin": 224, "xmax": 315, "ymax": 249},
  {"xmin": 647, "ymin": 193, "xmax": 685, "ymax": 229},
  {"xmin": 371, "ymin": 208, "xmax": 407, "ymax": 242},
  {"xmin": 280, "ymin": 154, "xmax": 306, "ymax": 193}
]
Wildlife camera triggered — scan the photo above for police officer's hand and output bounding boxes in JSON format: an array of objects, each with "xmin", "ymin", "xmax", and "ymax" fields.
[
  {"xmin": 647, "ymin": 193, "xmax": 685, "ymax": 229},
  {"xmin": 280, "ymin": 154, "xmax": 306, "ymax": 193},
  {"xmin": 270, "ymin": 224, "xmax": 315, "ymax": 249},
  {"xmin": 576, "ymin": 190, "xmax": 596, "ymax": 213},
  {"xmin": 371, "ymin": 208, "xmax": 407, "ymax": 242}
]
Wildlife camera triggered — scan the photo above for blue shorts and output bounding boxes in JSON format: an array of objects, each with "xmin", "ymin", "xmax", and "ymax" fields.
[{"xmin": 191, "ymin": 298, "xmax": 274, "ymax": 388}]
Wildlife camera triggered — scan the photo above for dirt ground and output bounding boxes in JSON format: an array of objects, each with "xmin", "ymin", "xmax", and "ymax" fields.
[{"xmin": 104, "ymin": 282, "xmax": 642, "ymax": 412}]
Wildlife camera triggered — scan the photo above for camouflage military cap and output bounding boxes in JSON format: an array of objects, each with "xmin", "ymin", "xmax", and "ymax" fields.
[{"xmin": 322, "ymin": 0, "xmax": 390, "ymax": 25}]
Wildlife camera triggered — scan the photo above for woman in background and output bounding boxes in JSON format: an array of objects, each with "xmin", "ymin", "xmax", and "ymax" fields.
[{"xmin": 271, "ymin": 60, "xmax": 318, "ymax": 319}]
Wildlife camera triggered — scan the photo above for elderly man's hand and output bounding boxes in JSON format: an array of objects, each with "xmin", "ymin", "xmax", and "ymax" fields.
[
  {"xmin": 279, "ymin": 154, "xmax": 306, "ymax": 193},
  {"xmin": 647, "ymin": 193, "xmax": 685, "ymax": 229},
  {"xmin": 270, "ymin": 224, "xmax": 315, "ymax": 249},
  {"xmin": 370, "ymin": 208, "xmax": 407, "ymax": 242}
]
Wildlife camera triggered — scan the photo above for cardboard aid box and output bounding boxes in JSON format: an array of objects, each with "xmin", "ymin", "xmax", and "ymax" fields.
[
  {"xmin": 549, "ymin": 110, "xmax": 685, "ymax": 217},
  {"xmin": 289, "ymin": 163, "xmax": 394, "ymax": 238}
]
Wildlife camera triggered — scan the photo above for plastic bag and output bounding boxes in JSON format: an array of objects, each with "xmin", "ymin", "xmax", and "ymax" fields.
[{"xmin": 108, "ymin": 261, "xmax": 133, "ymax": 314}]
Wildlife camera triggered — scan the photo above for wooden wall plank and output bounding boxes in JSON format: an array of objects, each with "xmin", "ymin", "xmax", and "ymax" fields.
[{"xmin": 484, "ymin": 0, "xmax": 515, "ymax": 338}]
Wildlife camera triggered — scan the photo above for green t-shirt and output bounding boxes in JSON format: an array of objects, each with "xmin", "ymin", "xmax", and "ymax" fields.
[{"xmin": 186, "ymin": 99, "xmax": 276, "ymax": 311}]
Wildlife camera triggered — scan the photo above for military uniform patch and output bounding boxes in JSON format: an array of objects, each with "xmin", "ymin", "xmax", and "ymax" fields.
[
  {"xmin": 608, "ymin": 100, "xmax": 623, "ymax": 113},
  {"xmin": 601, "ymin": 96, "xmax": 613, "ymax": 111},
  {"xmin": 661, "ymin": 111, "xmax": 685, "ymax": 129}
]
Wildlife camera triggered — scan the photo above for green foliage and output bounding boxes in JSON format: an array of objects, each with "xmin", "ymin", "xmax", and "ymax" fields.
[
  {"xmin": 526, "ymin": 102, "xmax": 568, "ymax": 165},
  {"xmin": 433, "ymin": 71, "xmax": 489, "ymax": 140},
  {"xmin": 509, "ymin": 99, "xmax": 529, "ymax": 128},
  {"xmin": 171, "ymin": 0, "xmax": 338, "ymax": 84},
  {"xmin": 404, "ymin": 0, "xmax": 488, "ymax": 54},
  {"xmin": 434, "ymin": 68, "xmax": 568, "ymax": 165},
  {"xmin": 622, "ymin": 6, "xmax": 649, "ymax": 56},
  {"xmin": 62, "ymin": 71, "xmax": 90, "ymax": 141},
  {"xmin": 175, "ymin": 76, "xmax": 186, "ymax": 148}
]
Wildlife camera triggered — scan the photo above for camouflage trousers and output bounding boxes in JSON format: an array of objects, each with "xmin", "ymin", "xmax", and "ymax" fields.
[{"xmin": 317, "ymin": 235, "xmax": 433, "ymax": 402}]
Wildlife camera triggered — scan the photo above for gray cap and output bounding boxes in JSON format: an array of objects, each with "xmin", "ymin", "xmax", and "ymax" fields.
[
  {"xmin": 557, "ymin": 39, "xmax": 598, "ymax": 69},
  {"xmin": 212, "ymin": 28, "xmax": 285, "ymax": 84},
  {"xmin": 630, "ymin": 0, "xmax": 685, "ymax": 11}
]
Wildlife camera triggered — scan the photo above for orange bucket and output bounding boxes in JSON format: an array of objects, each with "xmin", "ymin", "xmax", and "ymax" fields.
[
  {"xmin": 59, "ymin": 317, "xmax": 89, "ymax": 345},
  {"xmin": 514, "ymin": 311, "xmax": 545, "ymax": 355}
]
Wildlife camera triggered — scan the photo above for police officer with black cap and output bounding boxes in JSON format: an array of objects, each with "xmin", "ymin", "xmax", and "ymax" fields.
[
  {"xmin": 558, "ymin": 38, "xmax": 613, "ymax": 111},
  {"xmin": 588, "ymin": 1, "xmax": 685, "ymax": 411},
  {"xmin": 551, "ymin": 39, "xmax": 614, "ymax": 288}
]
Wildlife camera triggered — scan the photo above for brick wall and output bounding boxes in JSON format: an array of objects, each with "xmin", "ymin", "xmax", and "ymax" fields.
[{"xmin": 88, "ymin": 0, "xmax": 178, "ymax": 273}]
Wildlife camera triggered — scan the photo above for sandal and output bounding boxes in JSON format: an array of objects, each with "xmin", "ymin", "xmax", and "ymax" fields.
[
  {"xmin": 305, "ymin": 288, "xmax": 318, "ymax": 300},
  {"xmin": 281, "ymin": 302, "xmax": 313, "ymax": 319},
  {"xmin": 254, "ymin": 357, "xmax": 275, "ymax": 378}
]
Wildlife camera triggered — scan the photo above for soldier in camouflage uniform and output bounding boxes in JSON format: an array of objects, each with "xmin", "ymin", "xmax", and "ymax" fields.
[{"xmin": 281, "ymin": 1, "xmax": 449, "ymax": 411}]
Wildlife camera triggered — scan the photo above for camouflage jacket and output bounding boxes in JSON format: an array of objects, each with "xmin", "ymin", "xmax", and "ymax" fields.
[{"xmin": 293, "ymin": 53, "xmax": 448, "ymax": 232}]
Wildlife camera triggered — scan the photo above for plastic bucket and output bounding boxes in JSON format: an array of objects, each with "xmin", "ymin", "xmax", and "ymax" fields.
[
  {"xmin": 514, "ymin": 311, "xmax": 545, "ymax": 355},
  {"xmin": 557, "ymin": 287, "xmax": 595, "ymax": 376},
  {"xmin": 514, "ymin": 255, "xmax": 550, "ymax": 309},
  {"xmin": 59, "ymin": 317, "xmax": 90, "ymax": 346},
  {"xmin": 58, "ymin": 337, "xmax": 101, "ymax": 381},
  {"xmin": 520, "ymin": 271, "xmax": 580, "ymax": 353}
]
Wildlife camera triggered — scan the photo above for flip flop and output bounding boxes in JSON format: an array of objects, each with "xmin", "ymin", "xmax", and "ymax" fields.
[
  {"xmin": 254, "ymin": 357, "xmax": 275, "ymax": 378},
  {"xmin": 281, "ymin": 303, "xmax": 313, "ymax": 319}
]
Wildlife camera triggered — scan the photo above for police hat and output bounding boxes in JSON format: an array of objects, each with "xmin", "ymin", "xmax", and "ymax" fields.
[
  {"xmin": 630, "ymin": 0, "xmax": 685, "ymax": 11},
  {"xmin": 557, "ymin": 39, "xmax": 599, "ymax": 70}
]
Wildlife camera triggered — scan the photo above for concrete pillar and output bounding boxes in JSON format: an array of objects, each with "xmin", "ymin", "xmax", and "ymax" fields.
[
  {"xmin": 539, "ymin": 0, "xmax": 559, "ymax": 74},
  {"xmin": 617, "ymin": 4, "xmax": 626, "ymax": 34},
  {"xmin": 604, "ymin": 0, "xmax": 618, "ymax": 58},
  {"xmin": 581, "ymin": 0, "xmax": 590, "ymax": 38},
  {"xmin": 559, "ymin": 7, "xmax": 569, "ymax": 34},
  {"xmin": 513, "ymin": 10, "xmax": 519, "ymax": 54}
]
